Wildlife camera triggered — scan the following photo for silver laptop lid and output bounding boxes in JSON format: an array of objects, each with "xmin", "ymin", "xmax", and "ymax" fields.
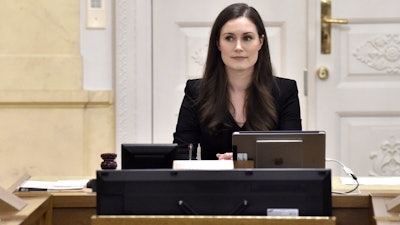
[{"xmin": 232, "ymin": 131, "xmax": 326, "ymax": 168}]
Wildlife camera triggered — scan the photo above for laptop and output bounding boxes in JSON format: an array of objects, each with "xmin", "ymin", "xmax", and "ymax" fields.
[{"xmin": 232, "ymin": 131, "xmax": 326, "ymax": 168}]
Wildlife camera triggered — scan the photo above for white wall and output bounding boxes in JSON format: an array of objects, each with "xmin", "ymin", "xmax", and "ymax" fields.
[{"xmin": 80, "ymin": 0, "xmax": 114, "ymax": 90}]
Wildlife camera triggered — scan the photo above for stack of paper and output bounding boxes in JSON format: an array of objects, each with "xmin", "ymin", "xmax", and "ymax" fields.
[{"xmin": 19, "ymin": 179, "xmax": 89, "ymax": 191}]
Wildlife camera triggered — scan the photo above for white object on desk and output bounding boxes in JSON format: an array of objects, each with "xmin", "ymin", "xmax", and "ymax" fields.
[
  {"xmin": 19, "ymin": 179, "xmax": 89, "ymax": 191},
  {"xmin": 173, "ymin": 160, "xmax": 234, "ymax": 170},
  {"xmin": 341, "ymin": 176, "xmax": 400, "ymax": 185}
]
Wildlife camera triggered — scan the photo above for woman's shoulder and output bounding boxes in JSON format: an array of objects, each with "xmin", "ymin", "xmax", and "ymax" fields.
[
  {"xmin": 274, "ymin": 76, "xmax": 297, "ymax": 88},
  {"xmin": 184, "ymin": 78, "xmax": 202, "ymax": 98},
  {"xmin": 273, "ymin": 76, "xmax": 299, "ymax": 99},
  {"xmin": 186, "ymin": 78, "xmax": 202, "ymax": 87}
]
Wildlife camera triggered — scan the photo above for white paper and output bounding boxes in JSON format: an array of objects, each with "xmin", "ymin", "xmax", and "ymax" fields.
[
  {"xmin": 173, "ymin": 160, "xmax": 234, "ymax": 170},
  {"xmin": 19, "ymin": 179, "xmax": 89, "ymax": 190},
  {"xmin": 340, "ymin": 176, "xmax": 400, "ymax": 185}
]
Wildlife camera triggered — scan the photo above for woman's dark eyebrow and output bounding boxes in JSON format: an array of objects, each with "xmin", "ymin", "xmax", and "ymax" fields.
[
  {"xmin": 221, "ymin": 32, "xmax": 256, "ymax": 35},
  {"xmin": 243, "ymin": 32, "xmax": 256, "ymax": 35}
]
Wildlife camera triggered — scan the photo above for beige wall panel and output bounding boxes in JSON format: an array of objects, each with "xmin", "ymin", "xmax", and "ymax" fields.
[
  {"xmin": 0, "ymin": 107, "xmax": 84, "ymax": 184},
  {"xmin": 0, "ymin": 91, "xmax": 114, "ymax": 187},
  {"xmin": 0, "ymin": 0, "xmax": 82, "ymax": 90},
  {"xmin": 85, "ymin": 106, "xmax": 115, "ymax": 177},
  {"xmin": 0, "ymin": 56, "xmax": 82, "ymax": 90},
  {"xmin": 0, "ymin": 0, "xmax": 115, "ymax": 188},
  {"xmin": 0, "ymin": 0, "xmax": 79, "ymax": 54}
]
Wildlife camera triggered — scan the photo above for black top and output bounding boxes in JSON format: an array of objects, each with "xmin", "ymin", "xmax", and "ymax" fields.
[{"xmin": 173, "ymin": 77, "xmax": 302, "ymax": 160}]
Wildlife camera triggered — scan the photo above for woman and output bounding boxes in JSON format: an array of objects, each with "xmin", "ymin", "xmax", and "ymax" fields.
[{"xmin": 173, "ymin": 3, "xmax": 301, "ymax": 160}]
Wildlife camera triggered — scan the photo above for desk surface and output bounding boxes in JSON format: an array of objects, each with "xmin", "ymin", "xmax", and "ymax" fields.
[
  {"xmin": 0, "ymin": 194, "xmax": 51, "ymax": 225},
  {"xmin": 16, "ymin": 191, "xmax": 96, "ymax": 225},
  {"xmin": 91, "ymin": 215, "xmax": 336, "ymax": 225},
  {"xmin": 332, "ymin": 176, "xmax": 400, "ymax": 194}
]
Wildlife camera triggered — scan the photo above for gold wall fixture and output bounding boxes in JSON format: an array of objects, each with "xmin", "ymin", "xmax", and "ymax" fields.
[{"xmin": 321, "ymin": 0, "xmax": 348, "ymax": 54}]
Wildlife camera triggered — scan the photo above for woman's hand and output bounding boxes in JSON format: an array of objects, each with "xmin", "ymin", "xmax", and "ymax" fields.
[{"xmin": 216, "ymin": 152, "xmax": 233, "ymax": 160}]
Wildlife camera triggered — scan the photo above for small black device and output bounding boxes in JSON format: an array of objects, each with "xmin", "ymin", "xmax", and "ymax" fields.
[{"xmin": 121, "ymin": 143, "xmax": 177, "ymax": 169}]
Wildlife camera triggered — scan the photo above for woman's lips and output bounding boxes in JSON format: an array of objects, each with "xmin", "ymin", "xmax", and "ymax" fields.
[{"xmin": 231, "ymin": 56, "xmax": 247, "ymax": 60}]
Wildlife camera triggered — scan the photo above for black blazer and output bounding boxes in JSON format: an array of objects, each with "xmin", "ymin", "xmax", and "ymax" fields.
[{"xmin": 173, "ymin": 77, "xmax": 302, "ymax": 160}]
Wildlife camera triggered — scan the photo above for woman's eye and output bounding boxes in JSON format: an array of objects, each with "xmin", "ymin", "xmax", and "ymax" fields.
[
  {"xmin": 243, "ymin": 36, "xmax": 253, "ymax": 41},
  {"xmin": 225, "ymin": 36, "xmax": 234, "ymax": 41}
]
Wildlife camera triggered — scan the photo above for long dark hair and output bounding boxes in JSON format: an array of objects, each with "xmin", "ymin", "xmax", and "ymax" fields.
[{"xmin": 196, "ymin": 3, "xmax": 277, "ymax": 134}]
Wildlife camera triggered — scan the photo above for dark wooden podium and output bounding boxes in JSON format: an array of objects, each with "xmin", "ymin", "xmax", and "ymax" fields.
[{"xmin": 7, "ymin": 176, "xmax": 400, "ymax": 225}]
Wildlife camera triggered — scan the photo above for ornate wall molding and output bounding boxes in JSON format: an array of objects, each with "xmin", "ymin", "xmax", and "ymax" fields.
[
  {"xmin": 115, "ymin": 0, "xmax": 135, "ymax": 145},
  {"xmin": 115, "ymin": 0, "xmax": 152, "ymax": 154},
  {"xmin": 370, "ymin": 136, "xmax": 400, "ymax": 176},
  {"xmin": 353, "ymin": 34, "xmax": 400, "ymax": 74}
]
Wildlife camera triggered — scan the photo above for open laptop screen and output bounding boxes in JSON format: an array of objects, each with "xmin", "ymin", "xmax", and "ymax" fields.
[{"xmin": 232, "ymin": 131, "xmax": 326, "ymax": 168}]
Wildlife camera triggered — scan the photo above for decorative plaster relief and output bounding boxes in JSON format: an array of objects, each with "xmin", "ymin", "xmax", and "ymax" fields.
[
  {"xmin": 189, "ymin": 44, "xmax": 208, "ymax": 78},
  {"xmin": 353, "ymin": 34, "xmax": 400, "ymax": 74},
  {"xmin": 179, "ymin": 26, "xmax": 211, "ymax": 79},
  {"xmin": 370, "ymin": 136, "xmax": 400, "ymax": 176},
  {"xmin": 116, "ymin": 0, "xmax": 135, "ymax": 142},
  {"xmin": 191, "ymin": 44, "xmax": 208, "ymax": 68}
]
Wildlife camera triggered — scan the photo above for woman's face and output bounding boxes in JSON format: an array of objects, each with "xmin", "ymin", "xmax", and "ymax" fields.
[{"xmin": 218, "ymin": 17, "xmax": 264, "ymax": 75}]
